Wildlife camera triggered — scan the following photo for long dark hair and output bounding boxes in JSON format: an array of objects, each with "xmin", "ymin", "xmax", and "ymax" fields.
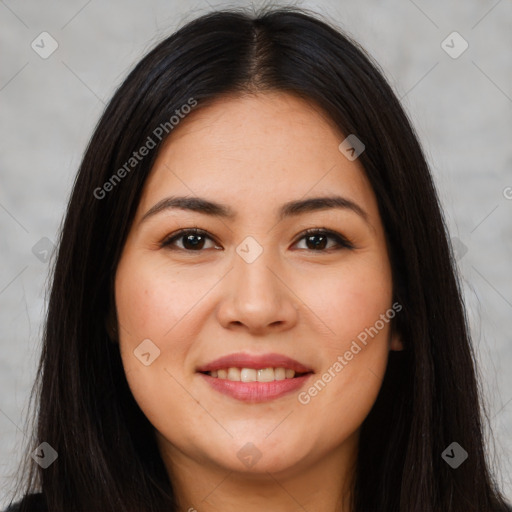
[{"xmin": 9, "ymin": 6, "xmax": 510, "ymax": 512}]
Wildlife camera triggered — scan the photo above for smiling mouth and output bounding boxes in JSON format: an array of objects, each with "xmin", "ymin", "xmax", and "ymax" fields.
[{"xmin": 198, "ymin": 367, "xmax": 312, "ymax": 382}]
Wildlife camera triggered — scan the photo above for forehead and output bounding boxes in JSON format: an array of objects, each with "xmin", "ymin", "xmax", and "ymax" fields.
[{"xmin": 136, "ymin": 92, "xmax": 376, "ymax": 221}]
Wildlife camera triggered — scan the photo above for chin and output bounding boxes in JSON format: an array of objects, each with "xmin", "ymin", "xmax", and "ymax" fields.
[{"xmin": 206, "ymin": 439, "xmax": 309, "ymax": 476}]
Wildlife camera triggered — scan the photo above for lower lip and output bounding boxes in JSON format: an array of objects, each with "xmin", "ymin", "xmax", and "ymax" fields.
[{"xmin": 198, "ymin": 373, "xmax": 313, "ymax": 402}]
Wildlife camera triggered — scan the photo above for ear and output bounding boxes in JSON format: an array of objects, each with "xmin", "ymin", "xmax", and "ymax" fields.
[
  {"xmin": 389, "ymin": 313, "xmax": 404, "ymax": 351},
  {"xmin": 389, "ymin": 296, "xmax": 405, "ymax": 351},
  {"xmin": 390, "ymin": 333, "xmax": 404, "ymax": 351}
]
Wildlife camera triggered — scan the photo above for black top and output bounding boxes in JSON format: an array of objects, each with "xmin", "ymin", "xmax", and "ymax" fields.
[{"xmin": 3, "ymin": 494, "xmax": 46, "ymax": 512}]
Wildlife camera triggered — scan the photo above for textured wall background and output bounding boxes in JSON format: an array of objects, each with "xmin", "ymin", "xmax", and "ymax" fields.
[{"xmin": 1, "ymin": 0, "xmax": 511, "ymax": 506}]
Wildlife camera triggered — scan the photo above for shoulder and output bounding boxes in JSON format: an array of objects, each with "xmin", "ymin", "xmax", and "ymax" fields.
[{"xmin": 3, "ymin": 493, "xmax": 46, "ymax": 512}]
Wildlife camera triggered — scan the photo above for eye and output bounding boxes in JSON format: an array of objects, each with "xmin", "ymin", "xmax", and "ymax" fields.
[
  {"xmin": 160, "ymin": 228, "xmax": 220, "ymax": 251},
  {"xmin": 293, "ymin": 228, "xmax": 355, "ymax": 251},
  {"xmin": 160, "ymin": 228, "xmax": 354, "ymax": 252}
]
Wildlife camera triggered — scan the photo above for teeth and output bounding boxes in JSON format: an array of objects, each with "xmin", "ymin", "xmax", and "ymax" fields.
[
  {"xmin": 274, "ymin": 367, "xmax": 286, "ymax": 381},
  {"xmin": 241, "ymin": 368, "xmax": 257, "ymax": 382},
  {"xmin": 257, "ymin": 368, "xmax": 274, "ymax": 382},
  {"xmin": 227, "ymin": 368, "xmax": 241, "ymax": 381},
  {"xmin": 206, "ymin": 367, "xmax": 298, "ymax": 381}
]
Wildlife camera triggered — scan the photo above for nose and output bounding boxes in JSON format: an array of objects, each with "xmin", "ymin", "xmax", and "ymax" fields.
[{"xmin": 215, "ymin": 248, "xmax": 299, "ymax": 335}]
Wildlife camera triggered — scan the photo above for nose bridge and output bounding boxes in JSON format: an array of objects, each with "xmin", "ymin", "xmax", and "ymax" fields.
[
  {"xmin": 234, "ymin": 239, "xmax": 282, "ymax": 309},
  {"xmin": 216, "ymin": 238, "xmax": 298, "ymax": 332}
]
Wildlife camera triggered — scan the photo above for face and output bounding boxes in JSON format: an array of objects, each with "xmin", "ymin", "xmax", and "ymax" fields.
[{"xmin": 114, "ymin": 91, "xmax": 402, "ymax": 481}]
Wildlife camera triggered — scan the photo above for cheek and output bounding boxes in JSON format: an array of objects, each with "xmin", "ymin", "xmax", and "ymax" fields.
[
  {"xmin": 296, "ymin": 254, "xmax": 393, "ymax": 433},
  {"xmin": 114, "ymin": 256, "xmax": 190, "ymax": 396},
  {"xmin": 115, "ymin": 257, "xmax": 203, "ymax": 345},
  {"xmin": 308, "ymin": 253, "xmax": 393, "ymax": 346},
  {"xmin": 114, "ymin": 256, "xmax": 201, "ymax": 439}
]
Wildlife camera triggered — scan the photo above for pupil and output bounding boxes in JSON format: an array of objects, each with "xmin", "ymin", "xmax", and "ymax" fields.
[
  {"xmin": 184, "ymin": 234, "xmax": 204, "ymax": 250},
  {"xmin": 307, "ymin": 234, "xmax": 326, "ymax": 250}
]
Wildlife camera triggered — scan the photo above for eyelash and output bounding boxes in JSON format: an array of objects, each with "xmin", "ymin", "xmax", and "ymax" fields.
[{"xmin": 160, "ymin": 227, "xmax": 355, "ymax": 253}]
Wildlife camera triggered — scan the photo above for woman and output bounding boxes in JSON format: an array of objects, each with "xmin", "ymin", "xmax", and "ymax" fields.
[{"xmin": 5, "ymin": 6, "xmax": 511, "ymax": 512}]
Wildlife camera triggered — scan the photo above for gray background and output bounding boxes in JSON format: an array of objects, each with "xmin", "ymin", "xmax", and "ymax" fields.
[{"xmin": 1, "ymin": 0, "xmax": 511, "ymax": 506}]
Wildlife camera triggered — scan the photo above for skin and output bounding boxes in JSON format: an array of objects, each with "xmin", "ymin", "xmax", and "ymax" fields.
[{"xmin": 114, "ymin": 91, "xmax": 403, "ymax": 512}]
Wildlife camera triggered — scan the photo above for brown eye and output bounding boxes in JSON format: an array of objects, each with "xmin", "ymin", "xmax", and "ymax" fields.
[
  {"xmin": 294, "ymin": 229, "xmax": 354, "ymax": 251},
  {"xmin": 161, "ymin": 229, "xmax": 219, "ymax": 251}
]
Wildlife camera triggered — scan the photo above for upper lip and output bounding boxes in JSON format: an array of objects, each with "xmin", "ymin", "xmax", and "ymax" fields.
[{"xmin": 196, "ymin": 352, "xmax": 314, "ymax": 374}]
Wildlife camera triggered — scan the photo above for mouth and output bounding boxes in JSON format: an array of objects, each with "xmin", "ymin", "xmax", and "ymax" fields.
[{"xmin": 196, "ymin": 352, "xmax": 314, "ymax": 402}]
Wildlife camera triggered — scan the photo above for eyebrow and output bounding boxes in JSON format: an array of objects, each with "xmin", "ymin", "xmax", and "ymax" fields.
[{"xmin": 140, "ymin": 194, "xmax": 370, "ymax": 226}]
